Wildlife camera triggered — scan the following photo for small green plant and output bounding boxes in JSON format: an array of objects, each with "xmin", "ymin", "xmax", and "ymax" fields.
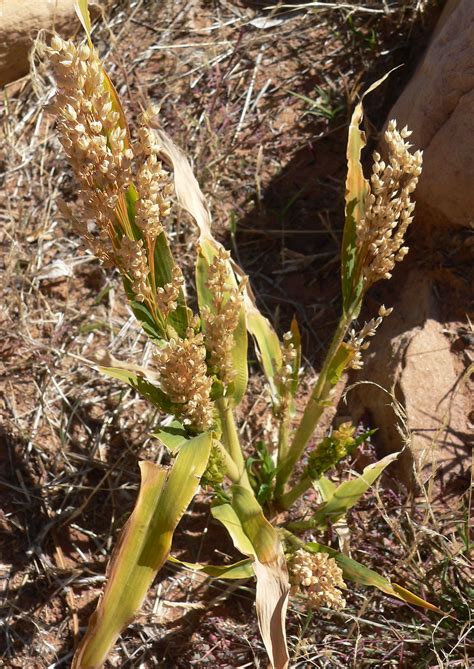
[
  {"xmin": 42, "ymin": 4, "xmax": 437, "ymax": 668},
  {"xmin": 289, "ymin": 85, "xmax": 345, "ymax": 120}
]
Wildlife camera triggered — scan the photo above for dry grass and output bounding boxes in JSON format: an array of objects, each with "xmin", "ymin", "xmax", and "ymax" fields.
[{"xmin": 1, "ymin": 1, "xmax": 472, "ymax": 667}]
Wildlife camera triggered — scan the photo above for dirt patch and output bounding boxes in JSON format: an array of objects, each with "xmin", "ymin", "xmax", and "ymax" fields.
[{"xmin": 1, "ymin": 1, "xmax": 471, "ymax": 668}]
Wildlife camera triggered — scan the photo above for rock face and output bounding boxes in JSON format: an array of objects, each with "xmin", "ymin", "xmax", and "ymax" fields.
[
  {"xmin": 0, "ymin": 0, "xmax": 76, "ymax": 86},
  {"xmin": 386, "ymin": 0, "xmax": 474, "ymax": 230},
  {"xmin": 350, "ymin": 0, "xmax": 474, "ymax": 489},
  {"xmin": 348, "ymin": 271, "xmax": 471, "ymax": 488}
]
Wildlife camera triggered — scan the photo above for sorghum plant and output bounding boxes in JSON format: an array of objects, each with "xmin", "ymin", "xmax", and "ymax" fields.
[{"xmin": 43, "ymin": 5, "xmax": 435, "ymax": 669}]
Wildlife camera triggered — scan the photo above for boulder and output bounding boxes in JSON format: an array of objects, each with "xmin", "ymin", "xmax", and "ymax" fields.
[
  {"xmin": 0, "ymin": 0, "xmax": 76, "ymax": 86},
  {"xmin": 354, "ymin": 0, "xmax": 474, "ymax": 490},
  {"xmin": 348, "ymin": 270, "xmax": 471, "ymax": 488},
  {"xmin": 385, "ymin": 0, "xmax": 474, "ymax": 230}
]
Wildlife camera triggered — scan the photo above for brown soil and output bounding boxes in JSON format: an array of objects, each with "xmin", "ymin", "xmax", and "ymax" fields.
[{"xmin": 1, "ymin": 2, "xmax": 471, "ymax": 668}]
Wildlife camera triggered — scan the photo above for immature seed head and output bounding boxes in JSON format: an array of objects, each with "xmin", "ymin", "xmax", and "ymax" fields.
[
  {"xmin": 358, "ymin": 121, "xmax": 423, "ymax": 288},
  {"xmin": 289, "ymin": 549, "xmax": 346, "ymax": 611},
  {"xmin": 201, "ymin": 442, "xmax": 226, "ymax": 487},
  {"xmin": 274, "ymin": 331, "xmax": 297, "ymax": 417},
  {"xmin": 306, "ymin": 422, "xmax": 356, "ymax": 480}
]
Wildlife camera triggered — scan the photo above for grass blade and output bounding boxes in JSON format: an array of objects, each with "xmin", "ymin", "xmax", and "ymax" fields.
[
  {"xmin": 98, "ymin": 364, "xmax": 175, "ymax": 413},
  {"xmin": 310, "ymin": 452, "xmax": 400, "ymax": 527},
  {"xmin": 304, "ymin": 542, "xmax": 443, "ymax": 614},
  {"xmin": 73, "ymin": 433, "xmax": 212, "ymax": 668},
  {"xmin": 168, "ymin": 555, "xmax": 253, "ymax": 579},
  {"xmin": 74, "ymin": 0, "xmax": 92, "ymax": 43}
]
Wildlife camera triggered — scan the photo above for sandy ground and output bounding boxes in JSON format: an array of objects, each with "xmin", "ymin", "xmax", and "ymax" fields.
[{"xmin": 1, "ymin": 2, "xmax": 472, "ymax": 667}]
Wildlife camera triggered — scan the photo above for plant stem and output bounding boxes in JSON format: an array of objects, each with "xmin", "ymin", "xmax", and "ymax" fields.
[
  {"xmin": 215, "ymin": 440, "xmax": 241, "ymax": 483},
  {"xmin": 280, "ymin": 527, "xmax": 305, "ymax": 550},
  {"xmin": 278, "ymin": 475, "xmax": 312, "ymax": 510},
  {"xmin": 286, "ymin": 517, "xmax": 318, "ymax": 533},
  {"xmin": 274, "ymin": 314, "xmax": 352, "ymax": 500},
  {"xmin": 216, "ymin": 396, "xmax": 252, "ymax": 489},
  {"xmin": 277, "ymin": 411, "xmax": 290, "ymax": 466}
]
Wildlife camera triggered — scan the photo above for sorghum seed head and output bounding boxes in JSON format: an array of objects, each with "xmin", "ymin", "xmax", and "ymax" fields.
[
  {"xmin": 357, "ymin": 120, "xmax": 423, "ymax": 289},
  {"xmin": 201, "ymin": 248, "xmax": 244, "ymax": 386},
  {"xmin": 154, "ymin": 328, "xmax": 214, "ymax": 432},
  {"xmin": 289, "ymin": 550, "xmax": 346, "ymax": 611}
]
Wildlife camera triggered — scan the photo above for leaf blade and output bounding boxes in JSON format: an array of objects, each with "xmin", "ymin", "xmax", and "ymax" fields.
[
  {"xmin": 73, "ymin": 433, "xmax": 212, "ymax": 669},
  {"xmin": 168, "ymin": 555, "xmax": 253, "ymax": 579},
  {"xmin": 304, "ymin": 542, "xmax": 443, "ymax": 614},
  {"xmin": 311, "ymin": 452, "xmax": 399, "ymax": 527}
]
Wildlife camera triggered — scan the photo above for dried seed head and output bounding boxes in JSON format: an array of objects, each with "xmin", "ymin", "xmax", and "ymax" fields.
[
  {"xmin": 72, "ymin": 217, "xmax": 116, "ymax": 267},
  {"xmin": 154, "ymin": 328, "xmax": 214, "ymax": 432},
  {"xmin": 346, "ymin": 305, "xmax": 392, "ymax": 369},
  {"xmin": 117, "ymin": 237, "xmax": 152, "ymax": 303},
  {"xmin": 201, "ymin": 248, "xmax": 244, "ymax": 386},
  {"xmin": 155, "ymin": 266, "xmax": 184, "ymax": 318},
  {"xmin": 289, "ymin": 550, "xmax": 346, "ymax": 611},
  {"xmin": 134, "ymin": 123, "xmax": 174, "ymax": 241},
  {"xmin": 358, "ymin": 120, "xmax": 423, "ymax": 288},
  {"xmin": 47, "ymin": 37, "xmax": 134, "ymax": 261},
  {"xmin": 273, "ymin": 332, "xmax": 297, "ymax": 417},
  {"xmin": 47, "ymin": 37, "xmax": 132, "ymax": 194}
]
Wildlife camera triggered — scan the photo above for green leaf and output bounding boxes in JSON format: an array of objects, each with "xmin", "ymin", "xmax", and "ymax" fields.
[
  {"xmin": 168, "ymin": 555, "xmax": 253, "ymax": 580},
  {"xmin": 231, "ymin": 485, "xmax": 280, "ymax": 563},
  {"xmin": 211, "ymin": 503, "xmax": 255, "ymax": 556},
  {"xmin": 229, "ymin": 306, "xmax": 249, "ymax": 406},
  {"xmin": 74, "ymin": 0, "xmax": 92, "ymax": 42},
  {"xmin": 152, "ymin": 420, "xmax": 189, "ymax": 453},
  {"xmin": 123, "ymin": 278, "xmax": 165, "ymax": 341},
  {"xmin": 304, "ymin": 542, "xmax": 443, "ymax": 614},
  {"xmin": 327, "ymin": 342, "xmax": 355, "ymax": 386},
  {"xmin": 245, "ymin": 441, "xmax": 277, "ymax": 505},
  {"xmin": 154, "ymin": 231, "xmax": 191, "ymax": 338},
  {"xmin": 342, "ymin": 102, "xmax": 368, "ymax": 316},
  {"xmin": 99, "ymin": 365, "xmax": 175, "ymax": 413},
  {"xmin": 72, "ymin": 432, "xmax": 212, "ymax": 669},
  {"xmin": 317, "ymin": 475, "xmax": 337, "ymax": 502},
  {"xmin": 240, "ymin": 278, "xmax": 282, "ymax": 404},
  {"xmin": 310, "ymin": 452, "xmax": 399, "ymax": 527}
]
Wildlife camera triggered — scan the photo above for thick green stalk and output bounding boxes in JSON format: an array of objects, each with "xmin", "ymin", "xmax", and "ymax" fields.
[
  {"xmin": 278, "ymin": 475, "xmax": 312, "ymax": 510},
  {"xmin": 216, "ymin": 396, "xmax": 252, "ymax": 489},
  {"xmin": 274, "ymin": 314, "xmax": 352, "ymax": 500},
  {"xmin": 286, "ymin": 516, "xmax": 319, "ymax": 533},
  {"xmin": 277, "ymin": 411, "xmax": 290, "ymax": 467},
  {"xmin": 215, "ymin": 440, "xmax": 241, "ymax": 483}
]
